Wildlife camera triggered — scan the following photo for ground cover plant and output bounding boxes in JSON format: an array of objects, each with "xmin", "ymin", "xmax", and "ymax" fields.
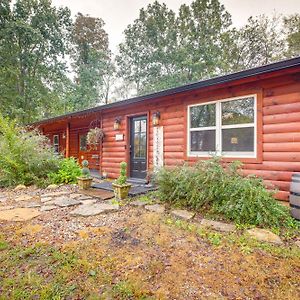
[
  {"xmin": 155, "ymin": 158, "xmax": 297, "ymax": 228},
  {"xmin": 0, "ymin": 114, "xmax": 60, "ymax": 187}
]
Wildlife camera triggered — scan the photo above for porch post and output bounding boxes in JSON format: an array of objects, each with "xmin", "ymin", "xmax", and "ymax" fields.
[{"xmin": 66, "ymin": 122, "xmax": 70, "ymax": 158}]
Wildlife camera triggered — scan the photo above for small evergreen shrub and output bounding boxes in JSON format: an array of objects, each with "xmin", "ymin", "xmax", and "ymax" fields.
[
  {"xmin": 155, "ymin": 158, "xmax": 295, "ymax": 228},
  {"xmin": 80, "ymin": 160, "xmax": 91, "ymax": 178},
  {"xmin": 48, "ymin": 158, "xmax": 81, "ymax": 184},
  {"xmin": 116, "ymin": 162, "xmax": 128, "ymax": 185},
  {"xmin": 0, "ymin": 114, "xmax": 60, "ymax": 187}
]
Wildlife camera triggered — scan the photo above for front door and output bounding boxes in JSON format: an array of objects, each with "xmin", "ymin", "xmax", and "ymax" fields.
[
  {"xmin": 78, "ymin": 132, "xmax": 100, "ymax": 171},
  {"xmin": 130, "ymin": 116, "xmax": 147, "ymax": 179}
]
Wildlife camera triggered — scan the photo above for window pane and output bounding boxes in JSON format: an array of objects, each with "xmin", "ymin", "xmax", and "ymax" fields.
[
  {"xmin": 222, "ymin": 127, "xmax": 254, "ymax": 152},
  {"xmin": 80, "ymin": 135, "xmax": 87, "ymax": 151},
  {"xmin": 222, "ymin": 97, "xmax": 254, "ymax": 125},
  {"xmin": 140, "ymin": 119, "xmax": 147, "ymax": 133},
  {"xmin": 190, "ymin": 104, "xmax": 216, "ymax": 128},
  {"xmin": 53, "ymin": 135, "xmax": 59, "ymax": 145},
  {"xmin": 190, "ymin": 130, "xmax": 216, "ymax": 152}
]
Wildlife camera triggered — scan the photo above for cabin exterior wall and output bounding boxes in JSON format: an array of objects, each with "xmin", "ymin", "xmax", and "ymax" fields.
[{"xmin": 40, "ymin": 70, "xmax": 300, "ymax": 201}]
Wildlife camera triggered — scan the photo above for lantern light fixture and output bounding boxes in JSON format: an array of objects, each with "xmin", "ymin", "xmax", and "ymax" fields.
[
  {"xmin": 152, "ymin": 111, "xmax": 161, "ymax": 126},
  {"xmin": 114, "ymin": 117, "xmax": 122, "ymax": 130}
]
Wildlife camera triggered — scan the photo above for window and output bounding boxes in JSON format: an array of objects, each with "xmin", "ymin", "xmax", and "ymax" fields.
[
  {"xmin": 79, "ymin": 134, "xmax": 87, "ymax": 151},
  {"xmin": 188, "ymin": 95, "xmax": 256, "ymax": 158},
  {"xmin": 53, "ymin": 135, "xmax": 59, "ymax": 154}
]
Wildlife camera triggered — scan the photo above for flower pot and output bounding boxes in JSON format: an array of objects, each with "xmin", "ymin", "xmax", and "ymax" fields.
[
  {"xmin": 112, "ymin": 182, "xmax": 132, "ymax": 199},
  {"xmin": 77, "ymin": 177, "xmax": 93, "ymax": 189}
]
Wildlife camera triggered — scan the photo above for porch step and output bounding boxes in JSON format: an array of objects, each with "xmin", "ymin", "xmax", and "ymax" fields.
[
  {"xmin": 127, "ymin": 178, "xmax": 147, "ymax": 185},
  {"xmin": 91, "ymin": 181, "xmax": 157, "ymax": 197}
]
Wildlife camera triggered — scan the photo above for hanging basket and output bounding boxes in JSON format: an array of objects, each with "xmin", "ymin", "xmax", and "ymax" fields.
[{"xmin": 86, "ymin": 127, "xmax": 105, "ymax": 149}]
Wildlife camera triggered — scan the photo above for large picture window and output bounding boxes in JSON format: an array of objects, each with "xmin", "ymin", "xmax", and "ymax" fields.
[{"xmin": 188, "ymin": 95, "xmax": 256, "ymax": 158}]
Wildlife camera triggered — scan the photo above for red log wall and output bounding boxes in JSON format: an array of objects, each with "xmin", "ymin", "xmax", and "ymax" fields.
[{"xmin": 40, "ymin": 70, "xmax": 300, "ymax": 201}]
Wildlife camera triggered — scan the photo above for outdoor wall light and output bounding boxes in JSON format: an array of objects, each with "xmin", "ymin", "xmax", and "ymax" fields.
[
  {"xmin": 62, "ymin": 132, "xmax": 66, "ymax": 139},
  {"xmin": 114, "ymin": 117, "xmax": 122, "ymax": 130},
  {"xmin": 152, "ymin": 111, "xmax": 161, "ymax": 126}
]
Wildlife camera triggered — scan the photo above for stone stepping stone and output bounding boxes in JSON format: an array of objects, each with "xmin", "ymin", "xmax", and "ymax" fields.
[
  {"xmin": 130, "ymin": 200, "xmax": 147, "ymax": 207},
  {"xmin": 77, "ymin": 195, "xmax": 93, "ymax": 201},
  {"xmin": 69, "ymin": 193, "xmax": 82, "ymax": 199},
  {"xmin": 246, "ymin": 228, "xmax": 283, "ymax": 245},
  {"xmin": 24, "ymin": 202, "xmax": 41, "ymax": 208},
  {"xmin": 171, "ymin": 209, "xmax": 195, "ymax": 220},
  {"xmin": 0, "ymin": 205, "xmax": 14, "ymax": 211},
  {"xmin": 43, "ymin": 191, "xmax": 69, "ymax": 198},
  {"xmin": 49, "ymin": 197, "xmax": 81, "ymax": 207},
  {"xmin": 79, "ymin": 199, "xmax": 97, "ymax": 205},
  {"xmin": 0, "ymin": 208, "xmax": 40, "ymax": 221},
  {"xmin": 70, "ymin": 203, "xmax": 120, "ymax": 217},
  {"xmin": 15, "ymin": 195, "xmax": 34, "ymax": 202},
  {"xmin": 41, "ymin": 197, "xmax": 53, "ymax": 203},
  {"xmin": 40, "ymin": 205, "xmax": 57, "ymax": 212},
  {"xmin": 200, "ymin": 219, "xmax": 235, "ymax": 233},
  {"xmin": 145, "ymin": 204, "xmax": 165, "ymax": 214}
]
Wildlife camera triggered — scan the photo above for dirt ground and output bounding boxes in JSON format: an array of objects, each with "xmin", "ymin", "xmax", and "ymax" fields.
[{"xmin": 0, "ymin": 186, "xmax": 300, "ymax": 299}]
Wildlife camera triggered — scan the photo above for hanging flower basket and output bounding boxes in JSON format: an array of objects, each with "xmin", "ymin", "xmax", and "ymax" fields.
[{"xmin": 87, "ymin": 127, "xmax": 105, "ymax": 149}]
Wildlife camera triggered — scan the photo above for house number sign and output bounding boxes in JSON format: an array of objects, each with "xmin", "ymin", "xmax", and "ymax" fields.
[{"xmin": 153, "ymin": 126, "xmax": 164, "ymax": 170}]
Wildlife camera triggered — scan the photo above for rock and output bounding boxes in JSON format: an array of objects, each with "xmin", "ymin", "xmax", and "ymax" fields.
[
  {"xmin": 246, "ymin": 228, "xmax": 283, "ymax": 245},
  {"xmin": 77, "ymin": 195, "xmax": 93, "ymax": 201},
  {"xmin": 14, "ymin": 184, "xmax": 27, "ymax": 191},
  {"xmin": 40, "ymin": 197, "xmax": 53, "ymax": 203},
  {"xmin": 200, "ymin": 219, "xmax": 235, "ymax": 233},
  {"xmin": 40, "ymin": 205, "xmax": 57, "ymax": 212},
  {"xmin": 70, "ymin": 203, "xmax": 120, "ymax": 217},
  {"xmin": 171, "ymin": 209, "xmax": 195, "ymax": 220},
  {"xmin": 24, "ymin": 202, "xmax": 41, "ymax": 208},
  {"xmin": 79, "ymin": 199, "xmax": 97, "ymax": 205},
  {"xmin": 295, "ymin": 240, "xmax": 300, "ymax": 248},
  {"xmin": 46, "ymin": 184, "xmax": 59, "ymax": 190},
  {"xmin": 0, "ymin": 208, "xmax": 40, "ymax": 221},
  {"xmin": 69, "ymin": 193, "xmax": 82, "ymax": 199},
  {"xmin": 0, "ymin": 196, "xmax": 8, "ymax": 202},
  {"xmin": 15, "ymin": 195, "xmax": 34, "ymax": 202},
  {"xmin": 0, "ymin": 205, "xmax": 14, "ymax": 211},
  {"xmin": 145, "ymin": 204, "xmax": 165, "ymax": 214},
  {"xmin": 43, "ymin": 191, "xmax": 69, "ymax": 198},
  {"xmin": 130, "ymin": 200, "xmax": 147, "ymax": 207},
  {"xmin": 50, "ymin": 197, "xmax": 81, "ymax": 207}
]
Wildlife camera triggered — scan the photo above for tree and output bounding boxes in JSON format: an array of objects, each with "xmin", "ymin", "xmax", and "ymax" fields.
[
  {"xmin": 231, "ymin": 15, "xmax": 286, "ymax": 70},
  {"xmin": 71, "ymin": 13, "xmax": 113, "ymax": 110},
  {"xmin": 0, "ymin": 0, "xmax": 72, "ymax": 123},
  {"xmin": 284, "ymin": 14, "xmax": 300, "ymax": 58},
  {"xmin": 116, "ymin": 0, "xmax": 233, "ymax": 95},
  {"xmin": 116, "ymin": 1, "xmax": 178, "ymax": 95}
]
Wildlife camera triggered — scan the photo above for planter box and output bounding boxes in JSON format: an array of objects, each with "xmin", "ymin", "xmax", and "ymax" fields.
[
  {"xmin": 77, "ymin": 177, "xmax": 93, "ymax": 190},
  {"xmin": 112, "ymin": 182, "xmax": 132, "ymax": 199}
]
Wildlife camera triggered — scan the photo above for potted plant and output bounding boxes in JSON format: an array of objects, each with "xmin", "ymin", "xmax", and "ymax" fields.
[
  {"xmin": 86, "ymin": 127, "xmax": 105, "ymax": 150},
  {"xmin": 77, "ymin": 160, "xmax": 93, "ymax": 189},
  {"xmin": 112, "ymin": 162, "xmax": 132, "ymax": 199}
]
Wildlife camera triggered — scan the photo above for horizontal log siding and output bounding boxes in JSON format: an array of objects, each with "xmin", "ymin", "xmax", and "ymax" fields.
[
  {"xmin": 40, "ymin": 71, "xmax": 300, "ymax": 202},
  {"xmin": 254, "ymin": 85, "xmax": 300, "ymax": 200}
]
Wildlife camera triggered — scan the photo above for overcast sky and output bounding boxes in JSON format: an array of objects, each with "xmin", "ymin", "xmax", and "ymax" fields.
[{"xmin": 52, "ymin": 0, "xmax": 300, "ymax": 52}]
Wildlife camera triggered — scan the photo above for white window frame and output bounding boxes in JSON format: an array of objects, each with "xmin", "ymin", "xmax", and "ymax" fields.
[
  {"xmin": 53, "ymin": 134, "xmax": 59, "ymax": 154},
  {"xmin": 187, "ymin": 94, "xmax": 257, "ymax": 158}
]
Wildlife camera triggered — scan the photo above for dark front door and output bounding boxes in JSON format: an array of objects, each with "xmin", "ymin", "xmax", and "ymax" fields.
[{"xmin": 130, "ymin": 116, "xmax": 147, "ymax": 179}]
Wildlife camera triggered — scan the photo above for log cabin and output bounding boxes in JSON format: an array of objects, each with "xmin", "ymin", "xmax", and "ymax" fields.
[{"xmin": 33, "ymin": 57, "xmax": 300, "ymax": 202}]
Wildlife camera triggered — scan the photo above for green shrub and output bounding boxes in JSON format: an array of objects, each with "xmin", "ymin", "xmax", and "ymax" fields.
[
  {"xmin": 155, "ymin": 158, "xmax": 295, "ymax": 228},
  {"xmin": 116, "ymin": 162, "xmax": 127, "ymax": 185},
  {"xmin": 48, "ymin": 158, "xmax": 81, "ymax": 184},
  {"xmin": 0, "ymin": 114, "xmax": 60, "ymax": 187},
  {"xmin": 80, "ymin": 160, "xmax": 91, "ymax": 178}
]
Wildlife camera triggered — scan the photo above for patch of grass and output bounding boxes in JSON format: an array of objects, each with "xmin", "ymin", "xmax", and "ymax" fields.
[
  {"xmin": 164, "ymin": 216, "xmax": 300, "ymax": 258},
  {"xmin": 0, "ymin": 240, "xmax": 8, "ymax": 250}
]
